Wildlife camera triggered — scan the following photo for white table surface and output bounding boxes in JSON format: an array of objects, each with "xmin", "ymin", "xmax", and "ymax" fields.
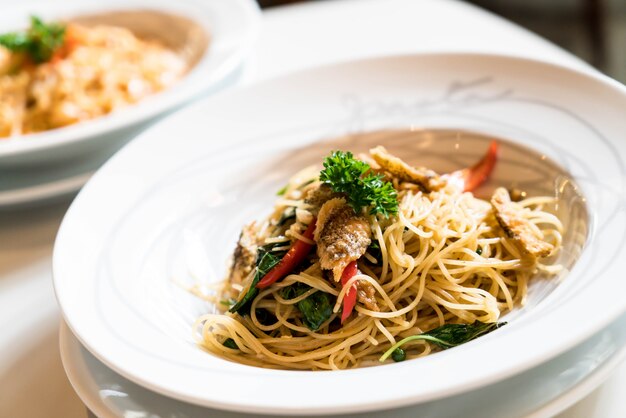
[{"xmin": 0, "ymin": 0, "xmax": 623, "ymax": 417}]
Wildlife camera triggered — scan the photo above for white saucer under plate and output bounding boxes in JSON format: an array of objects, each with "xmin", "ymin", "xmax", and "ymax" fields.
[
  {"xmin": 0, "ymin": 63, "xmax": 248, "ymax": 209},
  {"xmin": 0, "ymin": 0, "xmax": 261, "ymax": 168},
  {"xmin": 59, "ymin": 313, "xmax": 626, "ymax": 418},
  {"xmin": 53, "ymin": 53, "xmax": 626, "ymax": 415}
]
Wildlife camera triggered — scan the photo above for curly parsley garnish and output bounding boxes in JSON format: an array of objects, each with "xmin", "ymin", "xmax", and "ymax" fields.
[
  {"xmin": 0, "ymin": 16, "xmax": 66, "ymax": 63},
  {"xmin": 319, "ymin": 150, "xmax": 398, "ymax": 218}
]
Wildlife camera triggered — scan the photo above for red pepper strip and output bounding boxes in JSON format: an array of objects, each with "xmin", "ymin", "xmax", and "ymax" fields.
[
  {"xmin": 340, "ymin": 261, "xmax": 359, "ymax": 323},
  {"xmin": 447, "ymin": 140, "xmax": 499, "ymax": 192},
  {"xmin": 256, "ymin": 218, "xmax": 317, "ymax": 289}
]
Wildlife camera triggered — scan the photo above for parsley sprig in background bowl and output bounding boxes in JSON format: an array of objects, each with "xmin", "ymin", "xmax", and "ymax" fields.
[{"xmin": 0, "ymin": 16, "xmax": 66, "ymax": 64}]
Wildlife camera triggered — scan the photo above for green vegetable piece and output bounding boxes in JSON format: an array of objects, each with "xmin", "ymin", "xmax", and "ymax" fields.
[
  {"xmin": 319, "ymin": 150, "xmax": 398, "ymax": 218},
  {"xmin": 229, "ymin": 246, "xmax": 283, "ymax": 315},
  {"xmin": 282, "ymin": 283, "xmax": 334, "ymax": 331},
  {"xmin": 297, "ymin": 291, "xmax": 334, "ymax": 331},
  {"xmin": 219, "ymin": 298, "xmax": 236, "ymax": 307},
  {"xmin": 0, "ymin": 32, "xmax": 30, "ymax": 51},
  {"xmin": 222, "ymin": 338, "xmax": 238, "ymax": 349},
  {"xmin": 254, "ymin": 308, "xmax": 275, "ymax": 326},
  {"xmin": 380, "ymin": 322, "xmax": 507, "ymax": 362},
  {"xmin": 391, "ymin": 348, "xmax": 406, "ymax": 362},
  {"xmin": 277, "ymin": 207, "xmax": 296, "ymax": 226},
  {"xmin": 367, "ymin": 241, "xmax": 383, "ymax": 264},
  {"xmin": 276, "ymin": 184, "xmax": 288, "ymax": 196},
  {"xmin": 0, "ymin": 16, "xmax": 66, "ymax": 63}
]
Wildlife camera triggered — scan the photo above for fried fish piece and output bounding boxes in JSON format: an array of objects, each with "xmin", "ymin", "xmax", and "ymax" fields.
[
  {"xmin": 228, "ymin": 222, "xmax": 260, "ymax": 286},
  {"xmin": 491, "ymin": 187, "xmax": 553, "ymax": 258},
  {"xmin": 314, "ymin": 198, "xmax": 371, "ymax": 281},
  {"xmin": 370, "ymin": 146, "xmax": 445, "ymax": 192},
  {"xmin": 303, "ymin": 184, "xmax": 340, "ymax": 216},
  {"xmin": 356, "ymin": 280, "xmax": 380, "ymax": 312}
]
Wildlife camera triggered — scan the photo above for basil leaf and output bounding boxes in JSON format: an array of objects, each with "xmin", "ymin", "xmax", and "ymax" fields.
[
  {"xmin": 222, "ymin": 338, "xmax": 238, "ymax": 349},
  {"xmin": 391, "ymin": 348, "xmax": 406, "ymax": 362},
  {"xmin": 277, "ymin": 207, "xmax": 296, "ymax": 226},
  {"xmin": 380, "ymin": 322, "xmax": 506, "ymax": 362},
  {"xmin": 229, "ymin": 246, "xmax": 282, "ymax": 315},
  {"xmin": 367, "ymin": 241, "xmax": 383, "ymax": 264},
  {"xmin": 282, "ymin": 283, "xmax": 334, "ymax": 331}
]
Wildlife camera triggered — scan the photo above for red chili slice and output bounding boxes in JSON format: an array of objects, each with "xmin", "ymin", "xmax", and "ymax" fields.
[
  {"xmin": 448, "ymin": 140, "xmax": 498, "ymax": 192},
  {"xmin": 340, "ymin": 260, "xmax": 359, "ymax": 323},
  {"xmin": 256, "ymin": 218, "xmax": 317, "ymax": 289}
]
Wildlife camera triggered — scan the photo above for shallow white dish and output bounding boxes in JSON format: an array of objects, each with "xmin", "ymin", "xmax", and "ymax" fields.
[
  {"xmin": 53, "ymin": 54, "xmax": 626, "ymax": 415},
  {"xmin": 59, "ymin": 314, "xmax": 626, "ymax": 418},
  {"xmin": 0, "ymin": 0, "xmax": 261, "ymax": 167}
]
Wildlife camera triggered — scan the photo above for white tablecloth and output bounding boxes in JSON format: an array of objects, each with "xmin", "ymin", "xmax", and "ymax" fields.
[{"xmin": 0, "ymin": 0, "xmax": 623, "ymax": 417}]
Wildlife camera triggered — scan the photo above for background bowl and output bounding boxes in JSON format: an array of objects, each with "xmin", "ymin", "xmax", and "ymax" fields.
[{"xmin": 0, "ymin": 0, "xmax": 261, "ymax": 168}]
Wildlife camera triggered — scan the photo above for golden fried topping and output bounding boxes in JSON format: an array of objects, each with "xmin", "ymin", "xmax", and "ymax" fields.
[
  {"xmin": 491, "ymin": 187, "xmax": 553, "ymax": 258},
  {"xmin": 356, "ymin": 280, "xmax": 380, "ymax": 312},
  {"xmin": 228, "ymin": 222, "xmax": 260, "ymax": 286},
  {"xmin": 369, "ymin": 146, "xmax": 445, "ymax": 192},
  {"xmin": 314, "ymin": 198, "xmax": 371, "ymax": 281}
]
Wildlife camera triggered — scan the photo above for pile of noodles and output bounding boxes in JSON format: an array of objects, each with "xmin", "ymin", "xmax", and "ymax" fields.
[
  {"xmin": 194, "ymin": 166, "xmax": 563, "ymax": 370},
  {"xmin": 0, "ymin": 23, "xmax": 186, "ymax": 137}
]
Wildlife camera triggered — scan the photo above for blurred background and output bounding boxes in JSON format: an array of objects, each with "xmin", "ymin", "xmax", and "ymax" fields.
[{"xmin": 257, "ymin": 0, "xmax": 626, "ymax": 83}]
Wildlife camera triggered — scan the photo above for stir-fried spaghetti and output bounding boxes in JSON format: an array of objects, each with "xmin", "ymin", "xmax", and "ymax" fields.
[
  {"xmin": 0, "ymin": 18, "xmax": 186, "ymax": 137},
  {"xmin": 194, "ymin": 144, "xmax": 563, "ymax": 370}
]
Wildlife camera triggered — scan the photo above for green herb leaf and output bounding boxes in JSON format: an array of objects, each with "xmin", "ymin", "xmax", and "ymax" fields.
[
  {"xmin": 254, "ymin": 308, "xmax": 276, "ymax": 326},
  {"xmin": 229, "ymin": 246, "xmax": 284, "ymax": 315},
  {"xmin": 222, "ymin": 338, "xmax": 238, "ymax": 349},
  {"xmin": 219, "ymin": 298, "xmax": 236, "ymax": 307},
  {"xmin": 282, "ymin": 282, "xmax": 334, "ymax": 331},
  {"xmin": 380, "ymin": 322, "xmax": 506, "ymax": 362},
  {"xmin": 277, "ymin": 207, "xmax": 296, "ymax": 226},
  {"xmin": 391, "ymin": 348, "xmax": 406, "ymax": 362},
  {"xmin": 367, "ymin": 241, "xmax": 383, "ymax": 264},
  {"xmin": 276, "ymin": 184, "xmax": 288, "ymax": 196},
  {"xmin": 0, "ymin": 16, "xmax": 66, "ymax": 63},
  {"xmin": 319, "ymin": 150, "xmax": 398, "ymax": 218},
  {"xmin": 0, "ymin": 32, "xmax": 30, "ymax": 51}
]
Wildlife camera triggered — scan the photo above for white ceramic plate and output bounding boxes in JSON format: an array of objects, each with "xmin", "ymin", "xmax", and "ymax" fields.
[
  {"xmin": 53, "ymin": 54, "xmax": 626, "ymax": 415},
  {"xmin": 0, "ymin": 0, "xmax": 260, "ymax": 167},
  {"xmin": 59, "ymin": 314, "xmax": 626, "ymax": 418}
]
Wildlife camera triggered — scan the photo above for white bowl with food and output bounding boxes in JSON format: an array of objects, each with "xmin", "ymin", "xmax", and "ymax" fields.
[
  {"xmin": 0, "ymin": 0, "xmax": 260, "ymax": 167},
  {"xmin": 53, "ymin": 54, "xmax": 626, "ymax": 415}
]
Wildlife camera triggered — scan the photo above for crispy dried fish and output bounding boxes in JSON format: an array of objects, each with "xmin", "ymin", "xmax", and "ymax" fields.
[
  {"xmin": 356, "ymin": 280, "xmax": 380, "ymax": 312},
  {"xmin": 370, "ymin": 146, "xmax": 445, "ymax": 192},
  {"xmin": 303, "ymin": 184, "xmax": 340, "ymax": 215},
  {"xmin": 315, "ymin": 198, "xmax": 371, "ymax": 281},
  {"xmin": 228, "ymin": 222, "xmax": 260, "ymax": 286},
  {"xmin": 491, "ymin": 187, "xmax": 553, "ymax": 258}
]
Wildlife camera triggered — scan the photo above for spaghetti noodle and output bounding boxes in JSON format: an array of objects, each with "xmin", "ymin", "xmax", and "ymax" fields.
[
  {"xmin": 0, "ymin": 18, "xmax": 186, "ymax": 137},
  {"xmin": 195, "ymin": 144, "xmax": 563, "ymax": 370}
]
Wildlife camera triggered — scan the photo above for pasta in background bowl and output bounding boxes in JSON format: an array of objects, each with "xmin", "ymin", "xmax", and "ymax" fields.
[
  {"xmin": 0, "ymin": 0, "xmax": 260, "ymax": 167},
  {"xmin": 53, "ymin": 54, "xmax": 626, "ymax": 415},
  {"xmin": 0, "ymin": 17, "xmax": 188, "ymax": 137}
]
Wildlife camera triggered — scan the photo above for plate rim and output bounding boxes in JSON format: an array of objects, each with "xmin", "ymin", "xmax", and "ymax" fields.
[{"xmin": 58, "ymin": 316, "xmax": 626, "ymax": 418}]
